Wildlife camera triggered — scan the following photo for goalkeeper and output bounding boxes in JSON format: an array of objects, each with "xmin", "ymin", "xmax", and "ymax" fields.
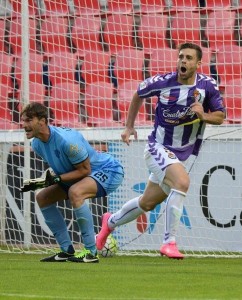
[
  {"xmin": 96, "ymin": 42, "xmax": 226, "ymax": 259},
  {"xmin": 20, "ymin": 102, "xmax": 124, "ymax": 263}
]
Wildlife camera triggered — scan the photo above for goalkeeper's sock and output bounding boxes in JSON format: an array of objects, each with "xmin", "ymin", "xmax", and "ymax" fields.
[
  {"xmin": 108, "ymin": 196, "xmax": 144, "ymax": 229},
  {"xmin": 163, "ymin": 189, "xmax": 186, "ymax": 244},
  {"xmin": 74, "ymin": 203, "xmax": 97, "ymax": 255},
  {"xmin": 41, "ymin": 204, "xmax": 74, "ymax": 254}
]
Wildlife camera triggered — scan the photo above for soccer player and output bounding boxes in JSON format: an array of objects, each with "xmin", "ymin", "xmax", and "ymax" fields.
[
  {"xmin": 20, "ymin": 102, "xmax": 124, "ymax": 263},
  {"xmin": 96, "ymin": 42, "xmax": 225, "ymax": 259}
]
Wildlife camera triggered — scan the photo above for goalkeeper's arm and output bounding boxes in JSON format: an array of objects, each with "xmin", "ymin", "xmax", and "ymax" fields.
[{"xmin": 21, "ymin": 169, "xmax": 61, "ymax": 192}]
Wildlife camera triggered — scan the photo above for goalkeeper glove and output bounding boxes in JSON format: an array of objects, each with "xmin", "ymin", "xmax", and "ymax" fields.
[{"xmin": 21, "ymin": 169, "xmax": 61, "ymax": 192}]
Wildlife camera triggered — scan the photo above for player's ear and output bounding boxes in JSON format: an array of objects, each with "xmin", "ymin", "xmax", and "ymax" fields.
[{"xmin": 197, "ymin": 60, "xmax": 202, "ymax": 68}]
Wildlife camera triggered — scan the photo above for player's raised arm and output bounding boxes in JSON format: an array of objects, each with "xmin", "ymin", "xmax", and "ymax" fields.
[{"xmin": 121, "ymin": 92, "xmax": 143, "ymax": 145}]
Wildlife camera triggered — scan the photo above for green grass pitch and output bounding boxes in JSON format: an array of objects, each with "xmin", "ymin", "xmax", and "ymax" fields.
[{"xmin": 0, "ymin": 253, "xmax": 241, "ymax": 300}]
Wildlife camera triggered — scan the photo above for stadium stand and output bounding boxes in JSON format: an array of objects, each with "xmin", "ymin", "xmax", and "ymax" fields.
[
  {"xmin": 170, "ymin": 11, "xmax": 203, "ymax": 47},
  {"xmin": 134, "ymin": 0, "xmax": 165, "ymax": 14},
  {"xmin": 113, "ymin": 49, "xmax": 145, "ymax": 85},
  {"xmin": 8, "ymin": 17, "xmax": 37, "ymax": 54},
  {"xmin": 0, "ymin": 52, "xmax": 14, "ymax": 86},
  {"xmin": 39, "ymin": 15, "xmax": 72, "ymax": 54},
  {"xmin": 80, "ymin": 50, "xmax": 111, "ymax": 85},
  {"xmin": 137, "ymin": 13, "xmax": 169, "ymax": 52},
  {"xmin": 0, "ymin": 19, "xmax": 7, "ymax": 53},
  {"xmin": 105, "ymin": 0, "xmax": 133, "ymax": 14},
  {"xmin": 117, "ymin": 80, "xmax": 152, "ymax": 125},
  {"xmin": 8, "ymin": 0, "xmax": 38, "ymax": 17},
  {"xmin": 224, "ymin": 78, "xmax": 242, "ymax": 124},
  {"xmin": 49, "ymin": 81, "xmax": 82, "ymax": 127},
  {"xmin": 216, "ymin": 44, "xmax": 242, "ymax": 86},
  {"xmin": 41, "ymin": 0, "xmax": 70, "ymax": 16},
  {"xmin": 72, "ymin": 0, "xmax": 101, "ymax": 16},
  {"xmin": 205, "ymin": 9, "xmax": 237, "ymax": 50},
  {"xmin": 102, "ymin": 14, "xmax": 135, "ymax": 54},
  {"xmin": 14, "ymin": 53, "xmax": 44, "ymax": 86},
  {"xmin": 48, "ymin": 52, "xmax": 78, "ymax": 86},
  {"xmin": 84, "ymin": 81, "xmax": 120, "ymax": 127},
  {"xmin": 71, "ymin": 15, "xmax": 103, "ymax": 55},
  {"xmin": 0, "ymin": 82, "xmax": 20, "ymax": 128}
]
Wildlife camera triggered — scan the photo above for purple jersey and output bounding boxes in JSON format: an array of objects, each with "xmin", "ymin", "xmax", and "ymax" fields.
[{"xmin": 137, "ymin": 72, "xmax": 225, "ymax": 161}]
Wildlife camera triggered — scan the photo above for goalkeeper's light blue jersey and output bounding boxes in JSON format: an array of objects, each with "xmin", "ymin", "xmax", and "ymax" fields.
[{"xmin": 31, "ymin": 126, "xmax": 122, "ymax": 179}]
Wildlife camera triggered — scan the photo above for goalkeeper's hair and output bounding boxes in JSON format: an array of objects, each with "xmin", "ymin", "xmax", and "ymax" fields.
[
  {"xmin": 20, "ymin": 102, "xmax": 48, "ymax": 123},
  {"xmin": 178, "ymin": 42, "xmax": 203, "ymax": 61}
]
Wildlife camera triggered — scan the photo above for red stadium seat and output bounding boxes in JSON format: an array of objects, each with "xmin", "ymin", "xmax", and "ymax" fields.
[
  {"xmin": 49, "ymin": 82, "xmax": 82, "ymax": 127},
  {"xmin": 0, "ymin": 83, "xmax": 20, "ymax": 129},
  {"xmin": 40, "ymin": 16, "xmax": 71, "ymax": 54},
  {"xmin": 71, "ymin": 15, "xmax": 102, "ymax": 55},
  {"xmin": 103, "ymin": 14, "xmax": 135, "ymax": 54},
  {"xmin": 17, "ymin": 82, "xmax": 46, "ymax": 103},
  {"xmin": 84, "ymin": 81, "xmax": 119, "ymax": 127},
  {"xmin": 149, "ymin": 48, "xmax": 178, "ymax": 76},
  {"xmin": 106, "ymin": 0, "xmax": 133, "ymax": 14},
  {"xmin": 216, "ymin": 45, "xmax": 242, "ymax": 86},
  {"xmin": 171, "ymin": 11, "xmax": 202, "ymax": 47},
  {"xmin": 81, "ymin": 51, "xmax": 111, "ymax": 85},
  {"xmin": 205, "ymin": 9, "xmax": 237, "ymax": 50},
  {"xmin": 200, "ymin": 0, "xmax": 231, "ymax": 13},
  {"xmin": 8, "ymin": 17, "xmax": 37, "ymax": 55},
  {"xmin": 8, "ymin": 0, "xmax": 38, "ymax": 17},
  {"xmin": 0, "ymin": 52, "xmax": 14, "ymax": 86},
  {"xmin": 113, "ymin": 49, "xmax": 145, "ymax": 85},
  {"xmin": 41, "ymin": 0, "xmax": 70, "ymax": 16},
  {"xmin": 15, "ymin": 53, "xmax": 44, "ymax": 85},
  {"xmin": 135, "ymin": 0, "xmax": 165, "ymax": 14},
  {"xmin": 168, "ymin": 0, "xmax": 198, "ymax": 11},
  {"xmin": 137, "ymin": 14, "xmax": 169, "ymax": 53},
  {"xmin": 117, "ymin": 80, "xmax": 152, "ymax": 125},
  {"xmin": 48, "ymin": 52, "xmax": 78, "ymax": 86},
  {"xmin": 224, "ymin": 79, "xmax": 242, "ymax": 124},
  {"xmin": 0, "ymin": 20, "xmax": 6, "ymax": 53},
  {"xmin": 73, "ymin": 0, "xmax": 101, "ymax": 16}
]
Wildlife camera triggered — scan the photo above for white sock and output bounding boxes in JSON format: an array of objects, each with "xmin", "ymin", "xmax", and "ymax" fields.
[
  {"xmin": 108, "ymin": 196, "xmax": 144, "ymax": 229},
  {"xmin": 163, "ymin": 189, "xmax": 186, "ymax": 244}
]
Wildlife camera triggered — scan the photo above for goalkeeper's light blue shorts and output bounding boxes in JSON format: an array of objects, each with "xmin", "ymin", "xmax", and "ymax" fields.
[{"xmin": 59, "ymin": 165, "xmax": 124, "ymax": 198}]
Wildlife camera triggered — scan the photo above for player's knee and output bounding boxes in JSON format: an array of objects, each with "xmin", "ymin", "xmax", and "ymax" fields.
[
  {"xmin": 173, "ymin": 176, "xmax": 190, "ymax": 193},
  {"xmin": 35, "ymin": 191, "xmax": 45, "ymax": 208},
  {"xmin": 68, "ymin": 186, "xmax": 85, "ymax": 207}
]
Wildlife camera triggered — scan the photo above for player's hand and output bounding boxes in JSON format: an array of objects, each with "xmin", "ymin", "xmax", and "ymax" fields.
[
  {"xmin": 121, "ymin": 127, "xmax": 138, "ymax": 145},
  {"xmin": 21, "ymin": 169, "xmax": 61, "ymax": 192},
  {"xmin": 190, "ymin": 100, "xmax": 204, "ymax": 120}
]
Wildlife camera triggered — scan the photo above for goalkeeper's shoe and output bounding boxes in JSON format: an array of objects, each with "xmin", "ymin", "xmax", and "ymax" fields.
[
  {"xmin": 160, "ymin": 242, "xmax": 184, "ymax": 259},
  {"xmin": 68, "ymin": 249, "xmax": 99, "ymax": 263},
  {"xmin": 96, "ymin": 212, "xmax": 113, "ymax": 251},
  {"xmin": 40, "ymin": 251, "xmax": 74, "ymax": 262}
]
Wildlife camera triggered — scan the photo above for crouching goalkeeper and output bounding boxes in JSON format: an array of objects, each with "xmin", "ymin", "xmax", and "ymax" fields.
[{"xmin": 20, "ymin": 102, "xmax": 124, "ymax": 263}]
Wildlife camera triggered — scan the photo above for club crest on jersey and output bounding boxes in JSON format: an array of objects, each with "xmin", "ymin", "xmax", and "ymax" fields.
[
  {"xmin": 69, "ymin": 144, "xmax": 79, "ymax": 157},
  {"xmin": 193, "ymin": 89, "xmax": 202, "ymax": 102},
  {"xmin": 139, "ymin": 81, "xmax": 147, "ymax": 90}
]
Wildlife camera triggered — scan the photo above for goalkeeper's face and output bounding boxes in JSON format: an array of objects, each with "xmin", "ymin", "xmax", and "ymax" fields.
[{"xmin": 21, "ymin": 114, "xmax": 46, "ymax": 140}]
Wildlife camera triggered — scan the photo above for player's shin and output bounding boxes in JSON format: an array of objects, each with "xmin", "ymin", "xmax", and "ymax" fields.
[
  {"xmin": 163, "ymin": 189, "xmax": 186, "ymax": 244},
  {"xmin": 74, "ymin": 203, "xmax": 97, "ymax": 255},
  {"xmin": 109, "ymin": 196, "xmax": 144, "ymax": 228},
  {"xmin": 41, "ymin": 204, "xmax": 74, "ymax": 254}
]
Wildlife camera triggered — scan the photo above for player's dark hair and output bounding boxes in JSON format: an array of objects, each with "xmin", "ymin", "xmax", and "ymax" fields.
[
  {"xmin": 20, "ymin": 102, "xmax": 48, "ymax": 123},
  {"xmin": 178, "ymin": 43, "xmax": 203, "ymax": 61}
]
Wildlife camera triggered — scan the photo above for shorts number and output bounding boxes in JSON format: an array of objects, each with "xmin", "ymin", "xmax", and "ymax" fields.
[{"xmin": 93, "ymin": 172, "xmax": 108, "ymax": 182}]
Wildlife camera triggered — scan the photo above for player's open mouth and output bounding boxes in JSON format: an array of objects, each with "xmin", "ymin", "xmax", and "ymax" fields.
[{"xmin": 181, "ymin": 66, "xmax": 187, "ymax": 73}]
